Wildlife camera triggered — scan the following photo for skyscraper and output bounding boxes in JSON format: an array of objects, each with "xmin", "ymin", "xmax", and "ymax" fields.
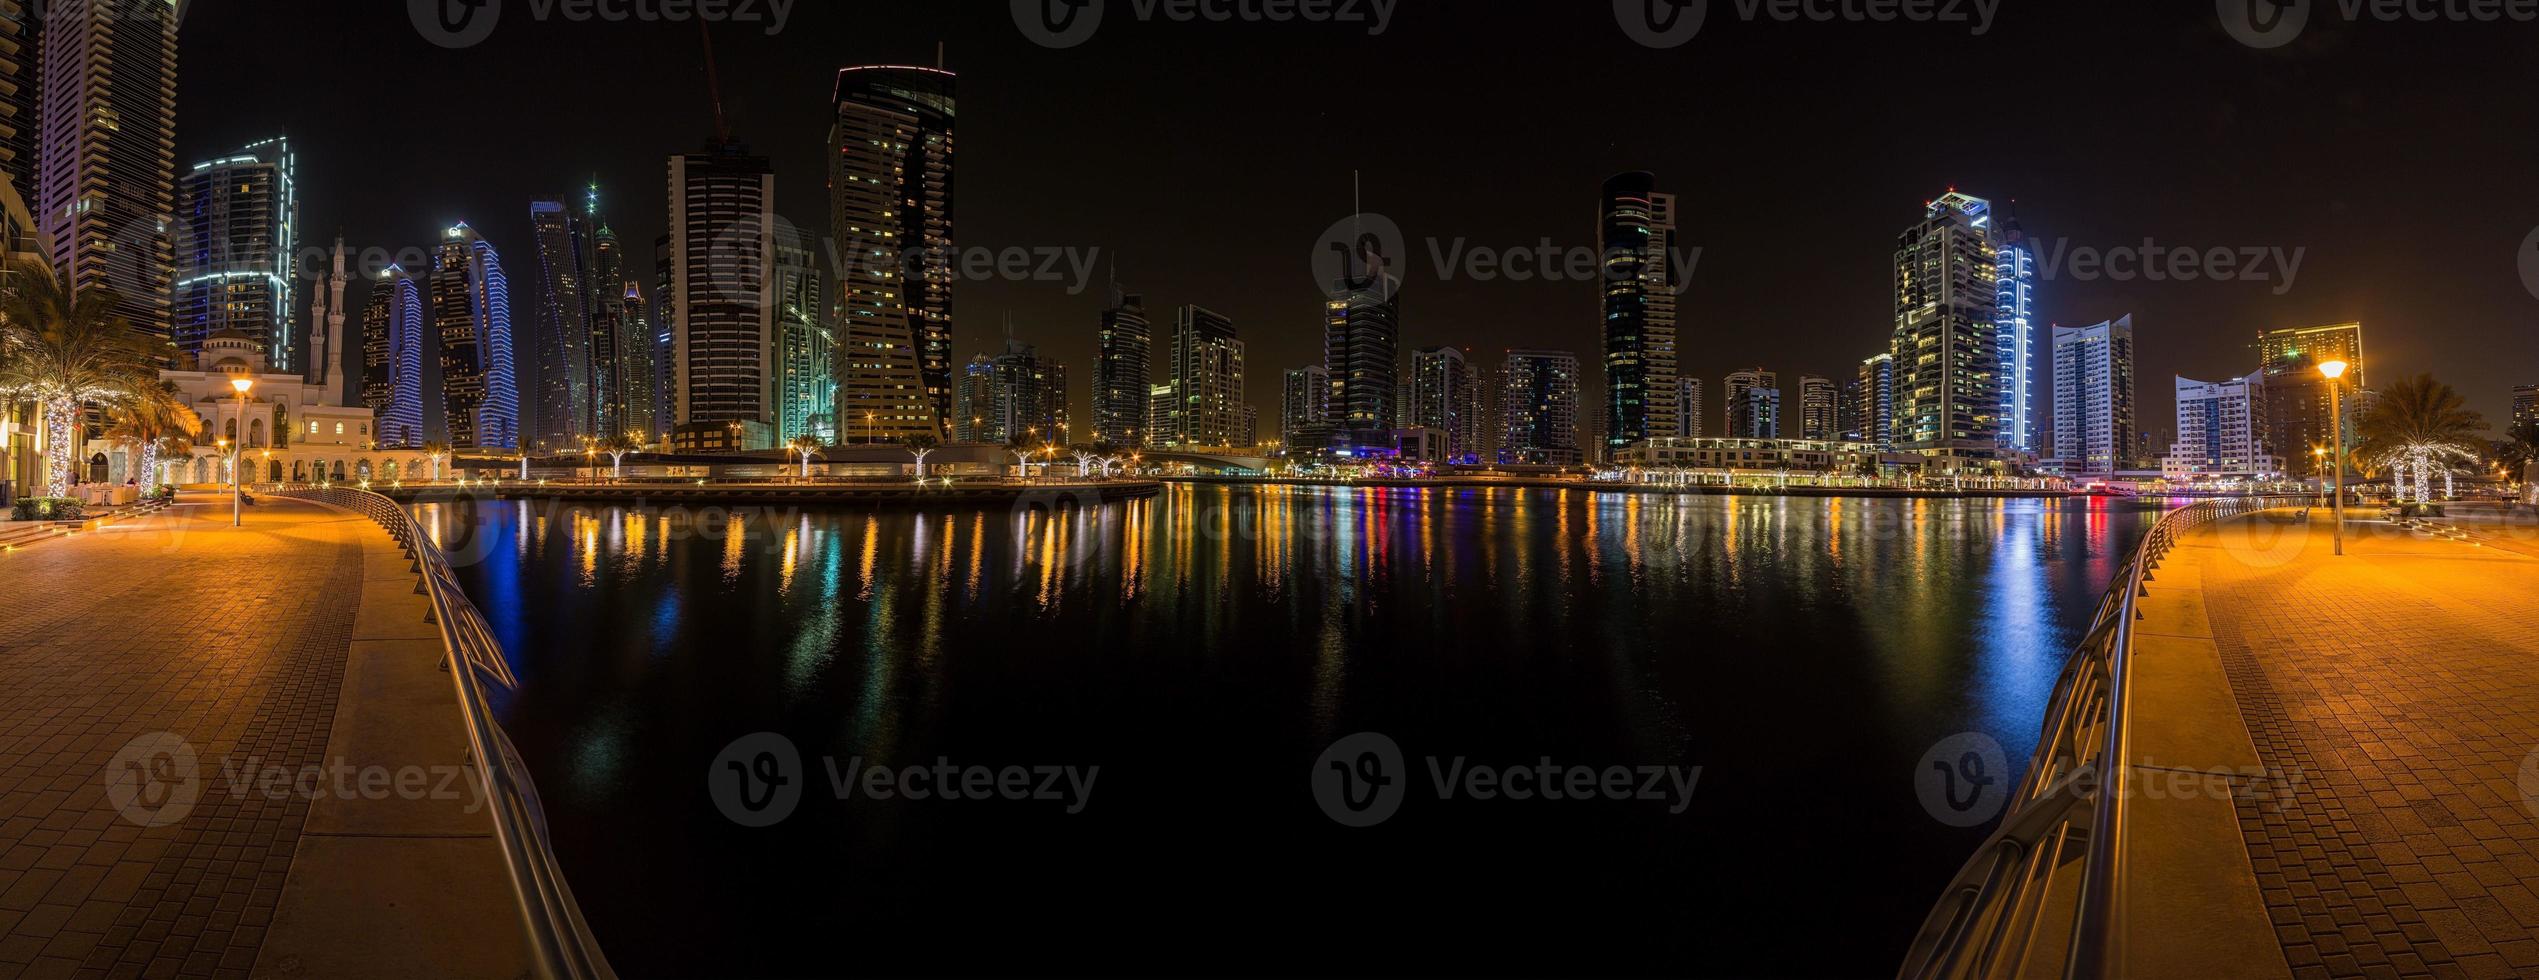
[
  {"xmin": 1995, "ymin": 205, "xmax": 2037, "ymax": 454},
  {"xmin": 1171, "ymin": 305, "xmax": 1246, "ymax": 448},
  {"xmin": 2514, "ymin": 385, "xmax": 2537, "ymax": 430},
  {"xmin": 668, "ymin": 143, "xmax": 778, "ymax": 444},
  {"xmin": 618, "ymin": 283, "xmax": 659, "ymax": 439},
  {"xmin": 39, "ymin": 0, "xmax": 180, "ymax": 343},
  {"xmin": 1282, "ymin": 366, "xmax": 1331, "ymax": 452},
  {"xmin": 0, "ymin": 0, "xmax": 37, "ymax": 202},
  {"xmin": 1677, "ymin": 377, "xmax": 1705, "ymax": 439},
  {"xmin": 1857, "ymin": 354, "xmax": 1896, "ymax": 449},
  {"xmin": 831, "ymin": 65, "xmax": 956, "ymax": 433},
  {"xmin": 1599, "ymin": 172, "xmax": 1682, "ymax": 454},
  {"xmin": 773, "ymin": 242, "xmax": 831, "ymax": 443},
  {"xmin": 1324, "ymin": 239, "xmax": 1400, "ymax": 439},
  {"xmin": 1798, "ymin": 376, "xmax": 1837, "ymax": 441},
  {"xmin": 361, "ymin": 266, "xmax": 428, "ymax": 450},
  {"xmin": 432, "ymin": 224, "xmax": 519, "ymax": 450},
  {"xmin": 1735, "ymin": 387, "xmax": 1782, "ymax": 440},
  {"xmin": 528, "ymin": 200, "xmax": 591, "ymax": 448},
  {"xmin": 2052, "ymin": 316, "xmax": 2138, "ymax": 477},
  {"xmin": 952, "ymin": 340, "xmax": 1066, "ymax": 445},
  {"xmin": 2170, "ymin": 372, "xmax": 2272, "ymax": 477},
  {"xmin": 584, "ymin": 188, "xmax": 627, "ymax": 438},
  {"xmin": 2258, "ymin": 322, "xmax": 2366, "ymax": 480},
  {"xmin": 2258, "ymin": 322, "xmax": 2366, "ymax": 385},
  {"xmin": 1458, "ymin": 358, "xmax": 1494, "ymax": 463},
  {"xmin": 652, "ymin": 236, "xmax": 678, "ymax": 439},
  {"xmin": 1892, "ymin": 192, "xmax": 2002, "ymax": 456},
  {"xmin": 176, "ymin": 139, "xmax": 297, "ymax": 369},
  {"xmin": 1094, "ymin": 283, "xmax": 1151, "ymax": 447},
  {"xmin": 1499, "ymin": 350, "xmax": 1582, "ymax": 466},
  {"xmin": 1724, "ymin": 368, "xmax": 1778, "ymax": 439},
  {"xmin": 1406, "ymin": 346, "xmax": 1469, "ymax": 456}
]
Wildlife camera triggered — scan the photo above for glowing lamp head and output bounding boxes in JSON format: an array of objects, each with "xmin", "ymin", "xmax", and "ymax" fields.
[
  {"xmin": 230, "ymin": 377, "xmax": 254, "ymax": 395},
  {"xmin": 2317, "ymin": 360, "xmax": 2350, "ymax": 382}
]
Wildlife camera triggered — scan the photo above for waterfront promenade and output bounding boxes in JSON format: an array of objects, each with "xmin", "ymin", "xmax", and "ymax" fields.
[{"xmin": 0, "ymin": 495, "xmax": 526, "ymax": 980}]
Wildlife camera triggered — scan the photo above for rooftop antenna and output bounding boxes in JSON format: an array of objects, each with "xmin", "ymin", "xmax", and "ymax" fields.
[{"xmin": 700, "ymin": 20, "xmax": 731, "ymax": 145}]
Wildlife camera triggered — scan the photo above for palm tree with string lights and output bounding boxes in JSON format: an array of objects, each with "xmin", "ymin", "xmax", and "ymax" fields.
[
  {"xmin": 0, "ymin": 259, "xmax": 160, "ymax": 497},
  {"xmin": 787, "ymin": 434, "xmax": 824, "ymax": 481},
  {"xmin": 599, "ymin": 432, "xmax": 640, "ymax": 481},
  {"xmin": 2354, "ymin": 374, "xmax": 2487, "ymax": 508},
  {"xmin": 103, "ymin": 379, "xmax": 204, "ymax": 491}
]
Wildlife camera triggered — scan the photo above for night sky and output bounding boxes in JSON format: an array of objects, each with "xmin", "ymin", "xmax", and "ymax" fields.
[{"xmin": 183, "ymin": 1, "xmax": 2539, "ymax": 438}]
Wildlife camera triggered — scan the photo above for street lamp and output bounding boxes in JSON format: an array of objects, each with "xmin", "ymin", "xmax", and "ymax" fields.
[
  {"xmin": 2319, "ymin": 360, "xmax": 2351, "ymax": 556},
  {"xmin": 229, "ymin": 377, "xmax": 253, "ymax": 527}
]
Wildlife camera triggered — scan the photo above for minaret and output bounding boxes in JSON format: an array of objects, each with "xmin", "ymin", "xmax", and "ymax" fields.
[{"xmin": 308, "ymin": 236, "xmax": 350, "ymax": 405}]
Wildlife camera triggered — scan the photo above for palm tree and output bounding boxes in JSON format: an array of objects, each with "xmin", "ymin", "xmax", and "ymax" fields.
[
  {"xmin": 903, "ymin": 433, "xmax": 939, "ymax": 481},
  {"xmin": 0, "ymin": 260, "xmax": 159, "ymax": 496},
  {"xmin": 787, "ymin": 435, "xmax": 824, "ymax": 480},
  {"xmin": 2355, "ymin": 374, "xmax": 2487, "ymax": 504},
  {"xmin": 2499, "ymin": 421, "xmax": 2539, "ymax": 478},
  {"xmin": 103, "ymin": 380, "xmax": 204, "ymax": 490},
  {"xmin": 598, "ymin": 433, "xmax": 639, "ymax": 480},
  {"xmin": 420, "ymin": 441, "xmax": 453, "ymax": 482}
]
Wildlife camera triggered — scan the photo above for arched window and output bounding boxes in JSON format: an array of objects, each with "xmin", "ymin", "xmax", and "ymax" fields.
[
  {"xmin": 225, "ymin": 418, "xmax": 239, "ymax": 443},
  {"xmin": 357, "ymin": 459, "xmax": 374, "ymax": 481},
  {"xmin": 267, "ymin": 460, "xmax": 283, "ymax": 483},
  {"xmin": 249, "ymin": 418, "xmax": 267, "ymax": 448}
]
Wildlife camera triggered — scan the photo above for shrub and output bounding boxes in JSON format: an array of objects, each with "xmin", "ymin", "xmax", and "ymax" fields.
[{"xmin": 10, "ymin": 497, "xmax": 85, "ymax": 522}]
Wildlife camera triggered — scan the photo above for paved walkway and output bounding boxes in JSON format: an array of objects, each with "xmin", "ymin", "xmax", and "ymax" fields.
[{"xmin": 2188, "ymin": 515, "xmax": 2539, "ymax": 980}]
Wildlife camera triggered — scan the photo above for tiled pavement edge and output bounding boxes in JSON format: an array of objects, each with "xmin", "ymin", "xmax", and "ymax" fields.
[{"xmin": 2190, "ymin": 515, "xmax": 2539, "ymax": 980}]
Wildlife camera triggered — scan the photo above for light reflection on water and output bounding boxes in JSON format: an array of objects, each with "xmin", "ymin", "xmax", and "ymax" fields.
[{"xmin": 416, "ymin": 485, "xmax": 2157, "ymax": 979}]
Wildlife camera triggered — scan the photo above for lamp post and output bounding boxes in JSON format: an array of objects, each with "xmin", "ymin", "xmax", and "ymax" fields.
[
  {"xmin": 2319, "ymin": 360, "xmax": 2351, "ymax": 556},
  {"xmin": 229, "ymin": 377, "xmax": 253, "ymax": 527}
]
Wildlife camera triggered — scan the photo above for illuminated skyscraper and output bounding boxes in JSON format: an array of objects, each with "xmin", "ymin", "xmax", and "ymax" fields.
[
  {"xmin": 39, "ymin": 0, "xmax": 179, "ymax": 343},
  {"xmin": 831, "ymin": 65, "xmax": 956, "ymax": 434},
  {"xmin": 0, "ymin": 0, "xmax": 36, "ymax": 200},
  {"xmin": 1499, "ymin": 350, "xmax": 1582, "ymax": 466},
  {"xmin": 1282, "ymin": 366, "xmax": 1330, "ymax": 453},
  {"xmin": 1678, "ymin": 377, "xmax": 1705, "ymax": 439},
  {"xmin": 584, "ymin": 188, "xmax": 626, "ymax": 437},
  {"xmin": 176, "ymin": 139, "xmax": 297, "ymax": 369},
  {"xmin": 2259, "ymin": 322, "xmax": 2366, "ymax": 479},
  {"xmin": 361, "ymin": 266, "xmax": 429, "ymax": 450},
  {"xmin": 432, "ymin": 224, "xmax": 518, "ymax": 450},
  {"xmin": 1856, "ymin": 354, "xmax": 1896, "ymax": 448},
  {"xmin": 1996, "ymin": 205, "xmax": 2037, "ymax": 454},
  {"xmin": 1406, "ymin": 346, "xmax": 1469, "ymax": 456},
  {"xmin": 1892, "ymin": 192, "xmax": 2001, "ymax": 456},
  {"xmin": 2170, "ymin": 372, "xmax": 2273, "ymax": 478},
  {"xmin": 1599, "ymin": 172, "xmax": 1682, "ymax": 453},
  {"xmin": 2052, "ymin": 316, "xmax": 2137, "ymax": 477},
  {"xmin": 528, "ymin": 200, "xmax": 590, "ymax": 448},
  {"xmin": 774, "ymin": 242, "xmax": 833, "ymax": 443},
  {"xmin": 617, "ymin": 282, "xmax": 658, "ymax": 439},
  {"xmin": 1094, "ymin": 283, "xmax": 1151, "ymax": 447},
  {"xmin": 1799, "ymin": 376, "xmax": 1837, "ymax": 441},
  {"xmin": 1324, "ymin": 242, "xmax": 1400, "ymax": 439},
  {"xmin": 668, "ymin": 143, "xmax": 778, "ymax": 443},
  {"xmin": 1724, "ymin": 368, "xmax": 1779, "ymax": 439},
  {"xmin": 1171, "ymin": 305, "xmax": 1246, "ymax": 448},
  {"xmin": 1459, "ymin": 361, "xmax": 1496, "ymax": 462},
  {"xmin": 2515, "ymin": 385, "xmax": 2537, "ymax": 430}
]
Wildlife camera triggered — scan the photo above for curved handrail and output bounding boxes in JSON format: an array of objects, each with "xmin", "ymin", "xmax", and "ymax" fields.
[
  {"xmin": 270, "ymin": 486, "xmax": 615, "ymax": 980},
  {"xmin": 1898, "ymin": 494, "xmax": 2317, "ymax": 980}
]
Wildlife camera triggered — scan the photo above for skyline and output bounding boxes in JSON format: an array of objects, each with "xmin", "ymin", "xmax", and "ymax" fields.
[{"xmin": 178, "ymin": 3, "xmax": 2539, "ymax": 437}]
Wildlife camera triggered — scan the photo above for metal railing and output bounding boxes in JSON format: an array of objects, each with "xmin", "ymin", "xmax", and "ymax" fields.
[
  {"xmin": 1897, "ymin": 494, "xmax": 2316, "ymax": 980},
  {"xmin": 270, "ymin": 486, "xmax": 616, "ymax": 980}
]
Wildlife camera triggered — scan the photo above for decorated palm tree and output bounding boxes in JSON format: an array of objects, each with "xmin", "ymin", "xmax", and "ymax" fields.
[
  {"xmin": 787, "ymin": 434, "xmax": 824, "ymax": 479},
  {"xmin": 598, "ymin": 432, "xmax": 639, "ymax": 480},
  {"xmin": 420, "ymin": 441, "xmax": 453, "ymax": 482},
  {"xmin": 0, "ymin": 260, "xmax": 160, "ymax": 496},
  {"xmin": 103, "ymin": 380, "xmax": 204, "ymax": 490},
  {"xmin": 2355, "ymin": 374, "xmax": 2487, "ymax": 505},
  {"xmin": 902, "ymin": 433, "xmax": 939, "ymax": 481}
]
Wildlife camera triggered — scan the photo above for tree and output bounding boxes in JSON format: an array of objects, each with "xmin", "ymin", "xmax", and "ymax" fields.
[
  {"xmin": 2355, "ymin": 374, "xmax": 2487, "ymax": 504},
  {"xmin": 2500, "ymin": 421, "xmax": 2539, "ymax": 478},
  {"xmin": 787, "ymin": 435, "xmax": 824, "ymax": 479},
  {"xmin": 903, "ymin": 433, "xmax": 939, "ymax": 481},
  {"xmin": 0, "ymin": 260, "xmax": 158, "ymax": 496},
  {"xmin": 104, "ymin": 380, "xmax": 204, "ymax": 490},
  {"xmin": 421, "ymin": 442, "xmax": 453, "ymax": 482},
  {"xmin": 599, "ymin": 433, "xmax": 639, "ymax": 480}
]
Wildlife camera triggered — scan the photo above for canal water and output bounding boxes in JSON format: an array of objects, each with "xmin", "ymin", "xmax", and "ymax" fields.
[{"xmin": 419, "ymin": 485, "xmax": 2157, "ymax": 978}]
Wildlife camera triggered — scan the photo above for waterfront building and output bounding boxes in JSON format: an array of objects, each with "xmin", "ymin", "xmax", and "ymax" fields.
[
  {"xmin": 2167, "ymin": 371, "xmax": 2277, "ymax": 480},
  {"xmin": 774, "ymin": 242, "xmax": 832, "ymax": 444},
  {"xmin": 1679, "ymin": 377, "xmax": 1705, "ymax": 439},
  {"xmin": 1324, "ymin": 240, "xmax": 1400, "ymax": 442},
  {"xmin": 652, "ymin": 235, "xmax": 677, "ymax": 435},
  {"xmin": 1798, "ymin": 376, "xmax": 1837, "ymax": 441},
  {"xmin": 1095, "ymin": 284, "xmax": 1151, "ymax": 447},
  {"xmin": 431, "ymin": 223, "xmax": 518, "ymax": 450},
  {"xmin": 1856, "ymin": 354, "xmax": 1896, "ymax": 449},
  {"xmin": 528, "ymin": 199, "xmax": 591, "ymax": 448},
  {"xmin": 1615, "ymin": 437, "xmax": 1888, "ymax": 475},
  {"xmin": 668, "ymin": 142, "xmax": 782, "ymax": 447},
  {"xmin": 959, "ymin": 339, "xmax": 1067, "ymax": 445},
  {"xmin": 954, "ymin": 359, "xmax": 995, "ymax": 444},
  {"xmin": 40, "ymin": 0, "xmax": 179, "ymax": 343},
  {"xmin": 161, "ymin": 330, "xmax": 373, "ymax": 487},
  {"xmin": 2051, "ymin": 316, "xmax": 2137, "ymax": 477},
  {"xmin": 1891, "ymin": 192, "xmax": 2001, "ymax": 456},
  {"xmin": 1724, "ymin": 369, "xmax": 1778, "ymax": 440},
  {"xmin": 1735, "ymin": 387, "xmax": 1782, "ymax": 440},
  {"xmin": 616, "ymin": 283, "xmax": 659, "ymax": 439},
  {"xmin": 1996, "ymin": 205, "xmax": 2037, "ymax": 454},
  {"xmin": 1283, "ymin": 365, "xmax": 1331, "ymax": 453},
  {"xmin": 1171, "ymin": 305, "xmax": 1246, "ymax": 448},
  {"xmin": 832, "ymin": 65, "xmax": 957, "ymax": 430},
  {"xmin": 1406, "ymin": 346, "xmax": 1469, "ymax": 458},
  {"xmin": 1459, "ymin": 361, "xmax": 1495, "ymax": 463},
  {"xmin": 1599, "ymin": 172, "xmax": 1682, "ymax": 454},
  {"xmin": 1498, "ymin": 350, "xmax": 1582, "ymax": 466},
  {"xmin": 2259, "ymin": 322, "xmax": 2366, "ymax": 480},
  {"xmin": 584, "ymin": 193, "xmax": 628, "ymax": 438},
  {"xmin": 360, "ymin": 266, "xmax": 428, "ymax": 448},
  {"xmin": 1147, "ymin": 383, "xmax": 1178, "ymax": 449},
  {"xmin": 176, "ymin": 139, "xmax": 297, "ymax": 370}
]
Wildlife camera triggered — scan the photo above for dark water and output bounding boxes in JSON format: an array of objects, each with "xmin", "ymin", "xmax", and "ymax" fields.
[{"xmin": 420, "ymin": 485, "xmax": 2157, "ymax": 979}]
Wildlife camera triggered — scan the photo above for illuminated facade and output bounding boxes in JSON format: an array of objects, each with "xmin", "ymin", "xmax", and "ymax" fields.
[
  {"xmin": 1599, "ymin": 172, "xmax": 1682, "ymax": 454},
  {"xmin": 668, "ymin": 143, "xmax": 780, "ymax": 444},
  {"xmin": 160, "ymin": 330, "xmax": 373, "ymax": 486},
  {"xmin": 2514, "ymin": 384, "xmax": 2537, "ymax": 430},
  {"xmin": 1406, "ymin": 346, "xmax": 1471, "ymax": 459},
  {"xmin": 2167, "ymin": 371, "xmax": 2278, "ymax": 480},
  {"xmin": 2051, "ymin": 316, "xmax": 2137, "ymax": 477},
  {"xmin": 1282, "ymin": 366, "xmax": 1330, "ymax": 452},
  {"xmin": 831, "ymin": 66, "xmax": 956, "ymax": 433},
  {"xmin": 1799, "ymin": 375, "xmax": 1837, "ymax": 441},
  {"xmin": 1170, "ymin": 305, "xmax": 1246, "ymax": 448},
  {"xmin": 1094, "ymin": 284, "xmax": 1151, "ymax": 447},
  {"xmin": 775, "ymin": 242, "xmax": 834, "ymax": 445},
  {"xmin": 1724, "ymin": 369, "xmax": 1778, "ymax": 440},
  {"xmin": 431, "ymin": 224, "xmax": 518, "ymax": 450},
  {"xmin": 360, "ymin": 266, "xmax": 429, "ymax": 449},
  {"xmin": 1498, "ymin": 349, "xmax": 1582, "ymax": 466},
  {"xmin": 1324, "ymin": 246, "xmax": 1400, "ymax": 441},
  {"xmin": 1995, "ymin": 206, "xmax": 2036, "ymax": 454},
  {"xmin": 1892, "ymin": 192, "xmax": 2001, "ymax": 455},
  {"xmin": 1856, "ymin": 354, "xmax": 1896, "ymax": 448},
  {"xmin": 39, "ymin": 0, "xmax": 179, "ymax": 343},
  {"xmin": 176, "ymin": 139, "xmax": 297, "ymax": 371},
  {"xmin": 1678, "ymin": 377, "xmax": 1704, "ymax": 439},
  {"xmin": 2259, "ymin": 322, "xmax": 2366, "ymax": 480},
  {"xmin": 528, "ymin": 199, "xmax": 591, "ymax": 447}
]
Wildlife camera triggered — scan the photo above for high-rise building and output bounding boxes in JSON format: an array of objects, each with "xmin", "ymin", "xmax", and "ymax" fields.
[
  {"xmin": 176, "ymin": 139, "xmax": 297, "ymax": 370},
  {"xmin": 652, "ymin": 236, "xmax": 678, "ymax": 439},
  {"xmin": 953, "ymin": 340, "xmax": 1066, "ymax": 445},
  {"xmin": 39, "ymin": 0, "xmax": 180, "ymax": 344},
  {"xmin": 775, "ymin": 242, "xmax": 832, "ymax": 443},
  {"xmin": 1734, "ymin": 387, "xmax": 1782, "ymax": 440},
  {"xmin": 2514, "ymin": 385, "xmax": 2538, "ymax": 431},
  {"xmin": 1856, "ymin": 354, "xmax": 1896, "ymax": 449},
  {"xmin": 584, "ymin": 188, "xmax": 627, "ymax": 438},
  {"xmin": 618, "ymin": 282, "xmax": 658, "ymax": 439},
  {"xmin": 431, "ymin": 223, "xmax": 519, "ymax": 450},
  {"xmin": 1499, "ymin": 350, "xmax": 1582, "ymax": 466},
  {"xmin": 2052, "ymin": 316, "xmax": 2137, "ymax": 477},
  {"xmin": 360, "ymin": 266, "xmax": 428, "ymax": 450},
  {"xmin": 2169, "ymin": 372, "xmax": 2272, "ymax": 478},
  {"xmin": 1282, "ymin": 366, "xmax": 1331, "ymax": 452},
  {"xmin": 1892, "ymin": 192, "xmax": 2001, "ymax": 456},
  {"xmin": 1599, "ymin": 172, "xmax": 1682, "ymax": 454},
  {"xmin": 1406, "ymin": 346, "xmax": 1469, "ymax": 455},
  {"xmin": 954, "ymin": 359, "xmax": 995, "ymax": 444},
  {"xmin": 1837, "ymin": 378, "xmax": 1863, "ymax": 443},
  {"xmin": 2258, "ymin": 322, "xmax": 2366, "ymax": 480},
  {"xmin": 0, "ymin": 0, "xmax": 38, "ymax": 201},
  {"xmin": 668, "ymin": 143, "xmax": 779, "ymax": 442},
  {"xmin": 1094, "ymin": 283, "xmax": 1151, "ymax": 447},
  {"xmin": 1324, "ymin": 240, "xmax": 1400, "ymax": 438},
  {"xmin": 831, "ymin": 66, "xmax": 956, "ymax": 433},
  {"xmin": 528, "ymin": 200, "xmax": 591, "ymax": 448},
  {"xmin": 1798, "ymin": 376, "xmax": 1837, "ymax": 441},
  {"xmin": 1458, "ymin": 359, "xmax": 1495, "ymax": 463},
  {"xmin": 1724, "ymin": 368, "xmax": 1779, "ymax": 439},
  {"xmin": 1171, "ymin": 305, "xmax": 1246, "ymax": 447},
  {"xmin": 1995, "ymin": 205, "xmax": 2037, "ymax": 454},
  {"xmin": 1147, "ymin": 383, "xmax": 1178, "ymax": 449},
  {"xmin": 1677, "ymin": 377, "xmax": 1705, "ymax": 439}
]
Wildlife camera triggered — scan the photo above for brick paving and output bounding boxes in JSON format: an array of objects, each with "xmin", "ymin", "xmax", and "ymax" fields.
[
  {"xmin": 0, "ymin": 497, "xmax": 363, "ymax": 980},
  {"xmin": 2194, "ymin": 518, "xmax": 2539, "ymax": 980}
]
